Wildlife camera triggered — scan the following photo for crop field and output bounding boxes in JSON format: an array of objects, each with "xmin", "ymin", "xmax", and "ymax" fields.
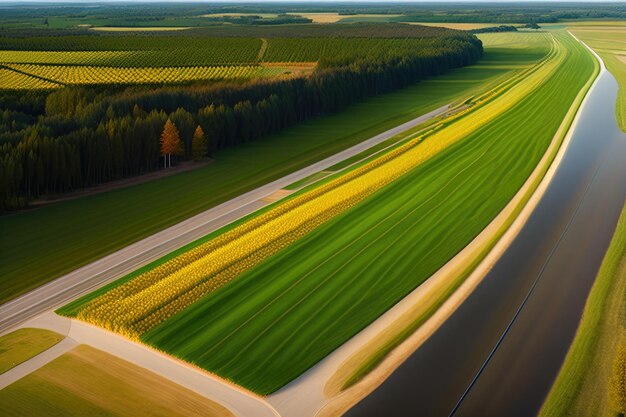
[
  {"xmin": 405, "ymin": 22, "xmax": 506, "ymax": 30},
  {"xmin": 62, "ymin": 31, "xmax": 596, "ymax": 394},
  {"xmin": 292, "ymin": 13, "xmax": 401, "ymax": 24},
  {"xmin": 1, "ymin": 64, "xmax": 288, "ymax": 87},
  {"xmin": 569, "ymin": 24, "xmax": 626, "ymax": 131},
  {"xmin": 0, "ymin": 67, "xmax": 60, "ymax": 89},
  {"xmin": 1, "ymin": 40, "xmax": 522, "ymax": 304},
  {"xmin": 263, "ymin": 37, "xmax": 449, "ymax": 62},
  {"xmin": 0, "ymin": 37, "xmax": 265, "ymax": 88},
  {"xmin": 0, "ymin": 35, "xmax": 471, "ymax": 89},
  {"xmin": 0, "ymin": 344, "xmax": 233, "ymax": 417},
  {"xmin": 67, "ymin": 31, "xmax": 556, "ymax": 338},
  {"xmin": 0, "ymin": 328, "xmax": 64, "ymax": 374},
  {"xmin": 0, "ymin": 38, "xmax": 263, "ymax": 65}
]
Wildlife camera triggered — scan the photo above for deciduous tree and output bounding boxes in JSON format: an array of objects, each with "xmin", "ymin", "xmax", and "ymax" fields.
[
  {"xmin": 160, "ymin": 119, "xmax": 183, "ymax": 168},
  {"xmin": 192, "ymin": 125, "xmax": 208, "ymax": 161}
]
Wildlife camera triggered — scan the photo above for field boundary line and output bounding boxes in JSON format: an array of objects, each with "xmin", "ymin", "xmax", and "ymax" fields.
[{"xmin": 257, "ymin": 38, "xmax": 269, "ymax": 61}]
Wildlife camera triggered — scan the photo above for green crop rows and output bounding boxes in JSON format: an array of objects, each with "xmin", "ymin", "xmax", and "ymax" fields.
[{"xmin": 138, "ymin": 31, "xmax": 595, "ymax": 394}]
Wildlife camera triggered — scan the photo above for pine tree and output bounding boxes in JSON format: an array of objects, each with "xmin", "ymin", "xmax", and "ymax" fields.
[
  {"xmin": 160, "ymin": 119, "xmax": 183, "ymax": 168},
  {"xmin": 191, "ymin": 125, "xmax": 208, "ymax": 162}
]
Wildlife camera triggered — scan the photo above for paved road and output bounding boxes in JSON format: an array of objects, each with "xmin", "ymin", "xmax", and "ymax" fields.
[
  {"xmin": 346, "ymin": 39, "xmax": 626, "ymax": 417},
  {"xmin": 0, "ymin": 103, "xmax": 449, "ymax": 334}
]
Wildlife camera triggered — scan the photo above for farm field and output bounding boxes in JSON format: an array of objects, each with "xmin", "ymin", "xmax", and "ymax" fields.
[
  {"xmin": 568, "ymin": 23, "xmax": 626, "ymax": 131},
  {"xmin": 0, "ymin": 344, "xmax": 233, "ymax": 417},
  {"xmin": 90, "ymin": 26, "xmax": 193, "ymax": 32},
  {"xmin": 539, "ymin": 202, "xmax": 626, "ymax": 417},
  {"xmin": 403, "ymin": 22, "xmax": 506, "ymax": 30},
  {"xmin": 294, "ymin": 13, "xmax": 401, "ymax": 23},
  {"xmin": 0, "ymin": 40, "xmax": 525, "ymax": 303},
  {"xmin": 64, "ymin": 30, "xmax": 596, "ymax": 394},
  {"xmin": 0, "ymin": 35, "xmax": 473, "ymax": 89},
  {"xmin": 2, "ymin": 64, "xmax": 290, "ymax": 87},
  {"xmin": 0, "ymin": 328, "xmax": 63, "ymax": 374},
  {"xmin": 201, "ymin": 12, "xmax": 401, "ymax": 24},
  {"xmin": 0, "ymin": 37, "xmax": 262, "ymax": 66}
]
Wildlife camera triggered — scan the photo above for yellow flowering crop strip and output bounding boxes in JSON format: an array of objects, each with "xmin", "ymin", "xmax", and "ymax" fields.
[
  {"xmin": 3, "ymin": 64, "xmax": 273, "ymax": 87},
  {"xmin": 76, "ymin": 33, "xmax": 566, "ymax": 340},
  {"xmin": 0, "ymin": 67, "xmax": 60, "ymax": 89}
]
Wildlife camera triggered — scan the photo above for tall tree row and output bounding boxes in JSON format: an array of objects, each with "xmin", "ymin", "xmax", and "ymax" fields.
[{"xmin": 0, "ymin": 34, "xmax": 482, "ymax": 211}]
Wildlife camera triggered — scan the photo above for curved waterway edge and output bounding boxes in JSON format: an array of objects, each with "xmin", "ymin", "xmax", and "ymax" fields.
[{"xmin": 345, "ymin": 33, "xmax": 626, "ymax": 417}]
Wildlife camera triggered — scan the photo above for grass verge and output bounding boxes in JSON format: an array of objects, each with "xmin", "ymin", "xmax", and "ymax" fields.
[
  {"xmin": 0, "ymin": 328, "xmax": 63, "ymax": 374},
  {"xmin": 0, "ymin": 344, "xmax": 234, "ymax": 417}
]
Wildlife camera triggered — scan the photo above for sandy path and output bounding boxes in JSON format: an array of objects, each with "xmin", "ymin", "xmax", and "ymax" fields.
[
  {"xmin": 5, "ymin": 312, "xmax": 280, "ymax": 417},
  {"xmin": 0, "ymin": 103, "xmax": 450, "ymax": 333},
  {"xmin": 0, "ymin": 336, "xmax": 78, "ymax": 390},
  {"xmin": 267, "ymin": 33, "xmax": 604, "ymax": 417}
]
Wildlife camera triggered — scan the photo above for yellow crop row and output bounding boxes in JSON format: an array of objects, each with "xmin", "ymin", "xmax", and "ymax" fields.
[
  {"xmin": 77, "ymin": 33, "xmax": 566, "ymax": 340},
  {"xmin": 4, "ymin": 64, "xmax": 272, "ymax": 86},
  {"xmin": 0, "ymin": 50, "xmax": 139, "ymax": 66},
  {"xmin": 0, "ymin": 67, "xmax": 60, "ymax": 90}
]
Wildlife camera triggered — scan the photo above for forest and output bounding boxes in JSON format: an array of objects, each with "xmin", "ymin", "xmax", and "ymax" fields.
[{"xmin": 0, "ymin": 25, "xmax": 482, "ymax": 211}]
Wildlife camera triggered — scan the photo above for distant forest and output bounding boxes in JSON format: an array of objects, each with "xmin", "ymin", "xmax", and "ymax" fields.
[
  {"xmin": 0, "ymin": 25, "xmax": 482, "ymax": 211},
  {"xmin": 0, "ymin": 2, "xmax": 624, "ymax": 30}
]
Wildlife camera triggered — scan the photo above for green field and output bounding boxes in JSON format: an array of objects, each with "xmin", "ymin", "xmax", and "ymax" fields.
[
  {"xmin": 134, "ymin": 31, "xmax": 595, "ymax": 394},
  {"xmin": 569, "ymin": 24, "xmax": 626, "ymax": 131},
  {"xmin": 0, "ymin": 344, "xmax": 233, "ymax": 417},
  {"xmin": 0, "ymin": 328, "xmax": 63, "ymax": 374},
  {"xmin": 539, "ymin": 202, "xmax": 626, "ymax": 417},
  {"xmin": 0, "ymin": 42, "xmax": 530, "ymax": 304}
]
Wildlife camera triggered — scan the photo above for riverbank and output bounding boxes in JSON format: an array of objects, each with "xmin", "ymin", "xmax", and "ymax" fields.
[
  {"xmin": 539, "ymin": 201, "xmax": 626, "ymax": 417},
  {"xmin": 341, "ymin": 35, "xmax": 625, "ymax": 417},
  {"xmin": 267, "ymin": 30, "xmax": 600, "ymax": 417}
]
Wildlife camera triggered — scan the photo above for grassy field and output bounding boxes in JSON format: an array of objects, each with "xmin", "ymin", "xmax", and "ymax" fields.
[
  {"xmin": 0, "ymin": 44, "xmax": 528, "ymax": 304},
  {"xmin": 0, "ymin": 344, "xmax": 233, "ymax": 416},
  {"xmin": 539, "ymin": 202, "xmax": 626, "ymax": 417},
  {"xmin": 65, "ymin": 31, "xmax": 591, "ymax": 394},
  {"xmin": 569, "ymin": 23, "xmax": 626, "ymax": 131},
  {"xmin": 0, "ymin": 328, "xmax": 63, "ymax": 374}
]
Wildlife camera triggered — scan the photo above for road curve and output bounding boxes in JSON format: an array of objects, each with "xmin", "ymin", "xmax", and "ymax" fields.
[
  {"xmin": 0, "ymin": 103, "xmax": 450, "ymax": 334},
  {"xmin": 345, "ymin": 38, "xmax": 626, "ymax": 417}
]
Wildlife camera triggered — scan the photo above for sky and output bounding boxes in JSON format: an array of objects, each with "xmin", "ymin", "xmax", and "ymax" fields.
[{"xmin": 0, "ymin": 0, "xmax": 620, "ymax": 3}]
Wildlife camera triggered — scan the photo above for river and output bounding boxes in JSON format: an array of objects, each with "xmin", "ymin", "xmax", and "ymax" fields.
[{"xmin": 345, "ymin": 56, "xmax": 626, "ymax": 416}]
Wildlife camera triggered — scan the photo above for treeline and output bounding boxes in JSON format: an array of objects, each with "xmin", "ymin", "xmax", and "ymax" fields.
[
  {"xmin": 470, "ymin": 25, "xmax": 519, "ymax": 34},
  {"xmin": 205, "ymin": 14, "xmax": 313, "ymax": 25},
  {"xmin": 0, "ymin": 34, "xmax": 482, "ymax": 211}
]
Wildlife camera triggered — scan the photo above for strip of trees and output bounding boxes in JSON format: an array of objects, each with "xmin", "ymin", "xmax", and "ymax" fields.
[{"xmin": 0, "ymin": 34, "xmax": 482, "ymax": 211}]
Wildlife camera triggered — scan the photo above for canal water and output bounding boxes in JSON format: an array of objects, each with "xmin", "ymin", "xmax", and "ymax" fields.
[{"xmin": 345, "ymin": 68, "xmax": 626, "ymax": 416}]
